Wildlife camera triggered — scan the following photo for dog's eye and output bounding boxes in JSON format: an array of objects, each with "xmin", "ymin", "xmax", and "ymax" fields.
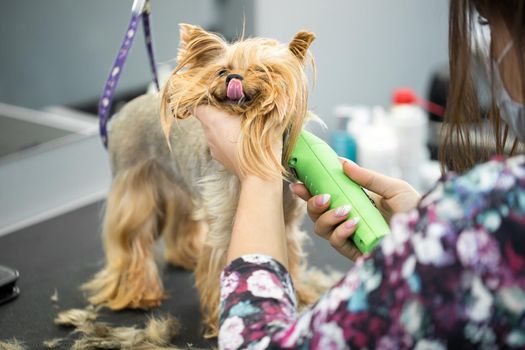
[{"xmin": 218, "ymin": 69, "xmax": 228, "ymax": 77}]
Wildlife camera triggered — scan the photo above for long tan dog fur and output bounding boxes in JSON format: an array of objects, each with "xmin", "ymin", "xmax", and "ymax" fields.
[{"xmin": 82, "ymin": 24, "xmax": 319, "ymax": 337}]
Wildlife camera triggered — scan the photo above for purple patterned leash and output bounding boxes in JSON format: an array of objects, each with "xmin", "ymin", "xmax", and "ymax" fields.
[
  {"xmin": 98, "ymin": 0, "xmax": 159, "ymax": 148},
  {"xmin": 142, "ymin": 12, "xmax": 160, "ymax": 91}
]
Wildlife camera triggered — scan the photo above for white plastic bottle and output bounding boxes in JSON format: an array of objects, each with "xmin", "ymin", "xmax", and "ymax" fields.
[
  {"xmin": 356, "ymin": 106, "xmax": 400, "ymax": 178},
  {"xmin": 390, "ymin": 88, "xmax": 429, "ymax": 191}
]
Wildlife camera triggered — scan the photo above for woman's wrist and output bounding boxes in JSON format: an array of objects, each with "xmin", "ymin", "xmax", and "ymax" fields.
[{"xmin": 228, "ymin": 174, "xmax": 287, "ymax": 267}]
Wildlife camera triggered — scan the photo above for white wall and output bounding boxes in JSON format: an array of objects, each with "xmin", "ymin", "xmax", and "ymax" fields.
[
  {"xmin": 0, "ymin": 1, "xmax": 255, "ymax": 235},
  {"xmin": 255, "ymin": 0, "xmax": 449, "ymax": 132},
  {"xmin": 0, "ymin": 0, "xmax": 248, "ymax": 109}
]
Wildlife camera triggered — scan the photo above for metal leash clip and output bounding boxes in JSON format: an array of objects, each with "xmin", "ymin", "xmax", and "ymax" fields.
[{"xmin": 131, "ymin": 0, "xmax": 148, "ymax": 15}]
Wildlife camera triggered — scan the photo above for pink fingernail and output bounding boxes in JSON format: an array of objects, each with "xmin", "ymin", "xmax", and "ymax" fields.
[
  {"xmin": 334, "ymin": 205, "xmax": 351, "ymax": 217},
  {"xmin": 345, "ymin": 217, "xmax": 360, "ymax": 229},
  {"xmin": 315, "ymin": 194, "xmax": 331, "ymax": 206},
  {"xmin": 339, "ymin": 157, "xmax": 356, "ymax": 165}
]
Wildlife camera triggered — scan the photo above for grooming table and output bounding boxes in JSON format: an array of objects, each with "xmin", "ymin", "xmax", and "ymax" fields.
[
  {"xmin": 0, "ymin": 201, "xmax": 214, "ymax": 349},
  {"xmin": 0, "ymin": 198, "xmax": 350, "ymax": 348}
]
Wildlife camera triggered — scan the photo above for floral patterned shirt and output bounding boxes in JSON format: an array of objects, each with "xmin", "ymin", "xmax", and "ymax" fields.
[{"xmin": 219, "ymin": 156, "xmax": 525, "ymax": 349}]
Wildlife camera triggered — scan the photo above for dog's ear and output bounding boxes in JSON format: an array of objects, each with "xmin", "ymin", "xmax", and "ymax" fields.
[
  {"xmin": 289, "ymin": 31, "xmax": 315, "ymax": 63},
  {"xmin": 177, "ymin": 23, "xmax": 226, "ymax": 67}
]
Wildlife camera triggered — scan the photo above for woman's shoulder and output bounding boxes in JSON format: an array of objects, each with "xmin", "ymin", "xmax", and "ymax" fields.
[
  {"xmin": 451, "ymin": 154, "xmax": 525, "ymax": 190},
  {"xmin": 399, "ymin": 155, "xmax": 524, "ymax": 246},
  {"xmin": 378, "ymin": 156, "xmax": 525, "ymax": 348},
  {"xmin": 384, "ymin": 155, "xmax": 524, "ymax": 259},
  {"xmin": 419, "ymin": 155, "xmax": 524, "ymax": 211}
]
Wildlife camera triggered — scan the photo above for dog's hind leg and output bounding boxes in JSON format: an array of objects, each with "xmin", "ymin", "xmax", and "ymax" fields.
[
  {"xmin": 192, "ymin": 174, "xmax": 239, "ymax": 338},
  {"xmin": 82, "ymin": 160, "xmax": 184, "ymax": 310},
  {"xmin": 163, "ymin": 198, "xmax": 206, "ymax": 271}
]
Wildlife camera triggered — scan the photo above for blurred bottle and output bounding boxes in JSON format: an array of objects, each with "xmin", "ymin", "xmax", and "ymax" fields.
[
  {"xmin": 390, "ymin": 88, "xmax": 429, "ymax": 191},
  {"xmin": 331, "ymin": 105, "xmax": 357, "ymax": 161},
  {"xmin": 357, "ymin": 106, "xmax": 400, "ymax": 178}
]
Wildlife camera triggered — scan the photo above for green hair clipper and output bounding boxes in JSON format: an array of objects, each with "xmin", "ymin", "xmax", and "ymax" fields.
[{"xmin": 288, "ymin": 129, "xmax": 390, "ymax": 253}]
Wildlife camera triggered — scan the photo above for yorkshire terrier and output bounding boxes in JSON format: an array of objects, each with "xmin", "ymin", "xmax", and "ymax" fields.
[{"xmin": 83, "ymin": 23, "xmax": 319, "ymax": 337}]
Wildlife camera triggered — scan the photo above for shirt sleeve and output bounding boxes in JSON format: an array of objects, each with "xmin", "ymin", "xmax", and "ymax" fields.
[{"xmin": 218, "ymin": 156, "xmax": 525, "ymax": 350}]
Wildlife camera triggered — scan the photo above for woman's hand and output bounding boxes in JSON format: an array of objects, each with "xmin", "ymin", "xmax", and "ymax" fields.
[
  {"xmin": 290, "ymin": 159, "xmax": 420, "ymax": 261},
  {"xmin": 194, "ymin": 105, "xmax": 244, "ymax": 178},
  {"xmin": 194, "ymin": 105, "xmax": 283, "ymax": 182}
]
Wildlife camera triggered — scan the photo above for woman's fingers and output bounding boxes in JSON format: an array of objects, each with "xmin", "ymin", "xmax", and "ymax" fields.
[
  {"xmin": 311, "ymin": 203, "xmax": 363, "ymax": 261},
  {"xmin": 341, "ymin": 159, "xmax": 404, "ymax": 199},
  {"xmin": 313, "ymin": 205, "xmax": 353, "ymax": 239},
  {"xmin": 339, "ymin": 158, "xmax": 420, "ymax": 219},
  {"xmin": 328, "ymin": 219, "xmax": 362, "ymax": 261},
  {"xmin": 328, "ymin": 217, "xmax": 359, "ymax": 247},
  {"xmin": 289, "ymin": 183, "xmax": 311, "ymax": 201},
  {"xmin": 289, "ymin": 183, "xmax": 332, "ymax": 221},
  {"xmin": 290, "ymin": 178, "xmax": 363, "ymax": 261},
  {"xmin": 307, "ymin": 194, "xmax": 332, "ymax": 222}
]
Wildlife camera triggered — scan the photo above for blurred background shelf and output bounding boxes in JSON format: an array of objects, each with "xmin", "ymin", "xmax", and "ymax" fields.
[{"xmin": 0, "ymin": 103, "xmax": 110, "ymax": 236}]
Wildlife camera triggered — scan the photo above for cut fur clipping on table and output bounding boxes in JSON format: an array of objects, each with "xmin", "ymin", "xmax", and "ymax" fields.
[
  {"xmin": 0, "ymin": 339, "xmax": 27, "ymax": 350},
  {"xmin": 42, "ymin": 338, "xmax": 63, "ymax": 349},
  {"xmin": 50, "ymin": 288, "xmax": 59, "ymax": 304},
  {"xmin": 48, "ymin": 306, "xmax": 208, "ymax": 350},
  {"xmin": 54, "ymin": 305, "xmax": 99, "ymax": 328}
]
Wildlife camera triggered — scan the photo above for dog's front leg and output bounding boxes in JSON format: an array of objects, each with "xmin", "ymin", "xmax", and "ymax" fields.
[{"xmin": 194, "ymin": 173, "xmax": 240, "ymax": 338}]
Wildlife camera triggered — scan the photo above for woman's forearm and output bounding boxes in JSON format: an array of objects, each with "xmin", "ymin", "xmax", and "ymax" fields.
[{"xmin": 227, "ymin": 176, "xmax": 288, "ymax": 268}]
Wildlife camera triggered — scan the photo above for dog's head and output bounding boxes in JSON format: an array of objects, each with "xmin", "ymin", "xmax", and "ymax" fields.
[{"xmin": 161, "ymin": 24, "xmax": 315, "ymax": 179}]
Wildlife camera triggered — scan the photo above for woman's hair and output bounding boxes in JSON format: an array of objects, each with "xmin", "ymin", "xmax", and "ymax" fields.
[{"xmin": 441, "ymin": 0, "xmax": 525, "ymax": 172}]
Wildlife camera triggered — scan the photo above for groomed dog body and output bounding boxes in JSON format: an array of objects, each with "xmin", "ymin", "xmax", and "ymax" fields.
[{"xmin": 83, "ymin": 24, "xmax": 318, "ymax": 337}]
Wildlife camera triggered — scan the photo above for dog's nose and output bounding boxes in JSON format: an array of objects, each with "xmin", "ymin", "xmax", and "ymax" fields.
[{"xmin": 225, "ymin": 74, "xmax": 243, "ymax": 85}]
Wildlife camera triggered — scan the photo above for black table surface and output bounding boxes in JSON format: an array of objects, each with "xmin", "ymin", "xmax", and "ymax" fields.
[{"xmin": 0, "ymin": 200, "xmax": 349, "ymax": 349}]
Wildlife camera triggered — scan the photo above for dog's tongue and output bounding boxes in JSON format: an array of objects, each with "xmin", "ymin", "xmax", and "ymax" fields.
[{"xmin": 227, "ymin": 79, "xmax": 244, "ymax": 101}]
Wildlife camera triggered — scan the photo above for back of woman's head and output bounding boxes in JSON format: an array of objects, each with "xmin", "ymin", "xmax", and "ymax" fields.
[{"xmin": 441, "ymin": 0, "xmax": 525, "ymax": 172}]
